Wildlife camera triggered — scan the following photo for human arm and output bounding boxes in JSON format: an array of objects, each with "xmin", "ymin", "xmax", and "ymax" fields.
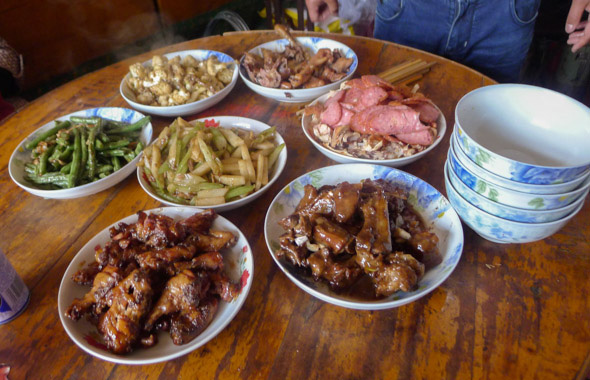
[
  {"xmin": 305, "ymin": 0, "xmax": 339, "ymax": 22},
  {"xmin": 565, "ymin": 0, "xmax": 590, "ymax": 52}
]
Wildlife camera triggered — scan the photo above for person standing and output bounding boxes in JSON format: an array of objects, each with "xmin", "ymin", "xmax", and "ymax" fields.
[{"xmin": 305, "ymin": 0, "xmax": 590, "ymax": 82}]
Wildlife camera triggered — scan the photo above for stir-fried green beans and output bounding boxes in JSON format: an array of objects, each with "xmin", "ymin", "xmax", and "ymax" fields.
[{"xmin": 24, "ymin": 115, "xmax": 150, "ymax": 189}]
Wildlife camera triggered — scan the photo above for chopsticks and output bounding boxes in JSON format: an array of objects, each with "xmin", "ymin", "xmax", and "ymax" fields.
[{"xmin": 377, "ymin": 59, "xmax": 436, "ymax": 85}]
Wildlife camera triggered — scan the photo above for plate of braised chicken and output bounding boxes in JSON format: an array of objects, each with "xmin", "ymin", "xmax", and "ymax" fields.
[
  {"xmin": 264, "ymin": 164, "xmax": 463, "ymax": 310},
  {"xmin": 239, "ymin": 25, "xmax": 357, "ymax": 103},
  {"xmin": 301, "ymin": 75, "xmax": 446, "ymax": 167},
  {"xmin": 58, "ymin": 207, "xmax": 253, "ymax": 364}
]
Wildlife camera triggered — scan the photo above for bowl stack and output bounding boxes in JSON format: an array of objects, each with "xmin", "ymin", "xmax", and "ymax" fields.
[{"xmin": 444, "ymin": 84, "xmax": 590, "ymax": 243}]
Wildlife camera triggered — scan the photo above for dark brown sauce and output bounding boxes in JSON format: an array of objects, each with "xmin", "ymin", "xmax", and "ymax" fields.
[{"xmin": 338, "ymin": 275, "xmax": 383, "ymax": 301}]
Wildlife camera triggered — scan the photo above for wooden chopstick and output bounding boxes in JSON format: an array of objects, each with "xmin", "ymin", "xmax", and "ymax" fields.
[
  {"xmin": 377, "ymin": 60, "xmax": 436, "ymax": 85},
  {"xmin": 377, "ymin": 59, "xmax": 422, "ymax": 78}
]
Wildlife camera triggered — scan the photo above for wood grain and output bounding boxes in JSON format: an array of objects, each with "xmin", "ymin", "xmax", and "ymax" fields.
[{"xmin": 0, "ymin": 31, "xmax": 588, "ymax": 380}]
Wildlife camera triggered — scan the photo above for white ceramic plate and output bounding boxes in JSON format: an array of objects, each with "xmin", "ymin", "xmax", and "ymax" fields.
[
  {"xmin": 120, "ymin": 50, "xmax": 239, "ymax": 117},
  {"xmin": 9, "ymin": 107, "xmax": 153, "ymax": 199},
  {"xmin": 301, "ymin": 92, "xmax": 446, "ymax": 167},
  {"xmin": 264, "ymin": 163, "xmax": 464, "ymax": 310},
  {"xmin": 58, "ymin": 207, "xmax": 254, "ymax": 365},
  {"xmin": 239, "ymin": 37, "xmax": 358, "ymax": 103},
  {"xmin": 138, "ymin": 116, "xmax": 287, "ymax": 212}
]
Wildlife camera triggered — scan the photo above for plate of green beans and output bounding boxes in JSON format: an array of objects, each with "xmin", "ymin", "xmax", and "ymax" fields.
[{"xmin": 9, "ymin": 107, "xmax": 153, "ymax": 199}]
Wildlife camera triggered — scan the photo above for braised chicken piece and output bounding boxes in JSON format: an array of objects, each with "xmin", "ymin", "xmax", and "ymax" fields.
[
  {"xmin": 170, "ymin": 251, "xmax": 225, "ymax": 276},
  {"xmin": 371, "ymin": 252, "xmax": 425, "ymax": 295},
  {"xmin": 185, "ymin": 229, "xmax": 237, "ymax": 252},
  {"xmin": 144, "ymin": 270, "xmax": 210, "ymax": 332},
  {"xmin": 65, "ymin": 209, "xmax": 242, "ymax": 355},
  {"xmin": 66, "ymin": 265, "xmax": 122, "ymax": 320},
  {"xmin": 208, "ymin": 272, "xmax": 241, "ymax": 302},
  {"xmin": 313, "ymin": 217, "xmax": 354, "ymax": 255},
  {"xmin": 276, "ymin": 179, "xmax": 440, "ymax": 297},
  {"xmin": 169, "ymin": 297, "xmax": 218, "ymax": 345},
  {"xmin": 296, "ymin": 182, "xmax": 361, "ymax": 224},
  {"xmin": 136, "ymin": 245, "xmax": 197, "ymax": 271},
  {"xmin": 307, "ymin": 247, "xmax": 362, "ymax": 290},
  {"xmin": 71, "ymin": 261, "xmax": 101, "ymax": 286},
  {"xmin": 98, "ymin": 269, "xmax": 153, "ymax": 354}
]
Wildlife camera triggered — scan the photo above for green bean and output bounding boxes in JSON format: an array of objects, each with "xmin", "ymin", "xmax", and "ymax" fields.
[
  {"xmin": 98, "ymin": 138, "xmax": 130, "ymax": 151},
  {"xmin": 70, "ymin": 116, "xmax": 100, "ymax": 125},
  {"xmin": 111, "ymin": 156, "xmax": 121, "ymax": 171},
  {"xmin": 60, "ymin": 162, "xmax": 72, "ymax": 173},
  {"xmin": 26, "ymin": 172, "xmax": 69, "ymax": 185},
  {"xmin": 98, "ymin": 132, "xmax": 110, "ymax": 144},
  {"xmin": 134, "ymin": 141, "xmax": 144, "ymax": 155},
  {"xmin": 97, "ymin": 164, "xmax": 113, "ymax": 174},
  {"xmin": 68, "ymin": 128, "xmax": 81, "ymax": 188},
  {"xmin": 123, "ymin": 152, "xmax": 135, "ymax": 163},
  {"xmin": 24, "ymin": 163, "xmax": 36, "ymax": 174},
  {"xmin": 58, "ymin": 145, "xmax": 74, "ymax": 161},
  {"xmin": 38, "ymin": 145, "xmax": 55, "ymax": 175},
  {"xmin": 102, "ymin": 148, "xmax": 129, "ymax": 157},
  {"xmin": 25, "ymin": 120, "xmax": 70, "ymax": 150},
  {"xmin": 80, "ymin": 128, "xmax": 88, "ymax": 176},
  {"xmin": 94, "ymin": 139, "xmax": 104, "ymax": 150},
  {"xmin": 107, "ymin": 116, "xmax": 151, "ymax": 134},
  {"xmin": 87, "ymin": 123, "xmax": 100, "ymax": 178}
]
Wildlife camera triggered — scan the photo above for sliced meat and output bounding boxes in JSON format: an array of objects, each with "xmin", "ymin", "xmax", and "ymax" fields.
[
  {"xmin": 350, "ymin": 105, "xmax": 429, "ymax": 136},
  {"xmin": 334, "ymin": 108, "xmax": 354, "ymax": 127},
  {"xmin": 403, "ymin": 99, "xmax": 440, "ymax": 124},
  {"xmin": 320, "ymin": 100, "xmax": 342, "ymax": 127},
  {"xmin": 360, "ymin": 86, "xmax": 388, "ymax": 108},
  {"xmin": 324, "ymin": 89, "xmax": 345, "ymax": 107},
  {"xmin": 395, "ymin": 129, "xmax": 434, "ymax": 145},
  {"xmin": 361, "ymin": 75, "xmax": 394, "ymax": 90}
]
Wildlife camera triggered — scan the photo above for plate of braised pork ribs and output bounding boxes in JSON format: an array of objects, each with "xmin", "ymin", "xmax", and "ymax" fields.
[
  {"xmin": 58, "ymin": 207, "xmax": 253, "ymax": 364},
  {"xmin": 264, "ymin": 164, "xmax": 463, "ymax": 310}
]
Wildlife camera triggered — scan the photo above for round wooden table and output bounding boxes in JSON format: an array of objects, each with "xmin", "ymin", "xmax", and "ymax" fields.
[{"xmin": 0, "ymin": 30, "xmax": 589, "ymax": 380}]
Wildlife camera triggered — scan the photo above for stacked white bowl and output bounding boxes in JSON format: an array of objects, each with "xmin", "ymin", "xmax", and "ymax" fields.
[{"xmin": 444, "ymin": 84, "xmax": 590, "ymax": 243}]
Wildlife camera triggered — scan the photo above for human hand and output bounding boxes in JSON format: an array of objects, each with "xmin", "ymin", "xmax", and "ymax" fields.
[
  {"xmin": 565, "ymin": 0, "xmax": 590, "ymax": 52},
  {"xmin": 305, "ymin": 0, "xmax": 339, "ymax": 23}
]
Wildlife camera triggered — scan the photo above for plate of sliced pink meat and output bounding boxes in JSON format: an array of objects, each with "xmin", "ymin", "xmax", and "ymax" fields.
[{"xmin": 301, "ymin": 75, "xmax": 446, "ymax": 167}]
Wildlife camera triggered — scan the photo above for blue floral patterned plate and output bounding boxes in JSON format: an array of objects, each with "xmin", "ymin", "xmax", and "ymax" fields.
[{"xmin": 263, "ymin": 163, "xmax": 463, "ymax": 310}]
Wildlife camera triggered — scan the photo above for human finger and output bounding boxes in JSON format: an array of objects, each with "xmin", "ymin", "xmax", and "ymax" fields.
[
  {"xmin": 571, "ymin": 19, "xmax": 590, "ymax": 52},
  {"xmin": 305, "ymin": 0, "xmax": 323, "ymax": 22},
  {"xmin": 565, "ymin": 0, "xmax": 590, "ymax": 32}
]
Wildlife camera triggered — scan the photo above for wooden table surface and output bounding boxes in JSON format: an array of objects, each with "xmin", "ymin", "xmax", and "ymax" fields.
[{"xmin": 1, "ymin": 30, "xmax": 589, "ymax": 380}]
